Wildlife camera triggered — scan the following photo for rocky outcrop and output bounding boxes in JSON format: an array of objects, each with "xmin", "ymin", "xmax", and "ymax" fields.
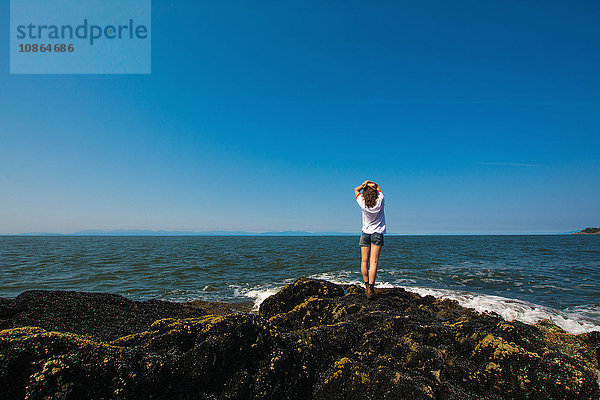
[
  {"xmin": 0, "ymin": 289, "xmax": 209, "ymax": 341},
  {"xmin": 0, "ymin": 278, "xmax": 598, "ymax": 399}
]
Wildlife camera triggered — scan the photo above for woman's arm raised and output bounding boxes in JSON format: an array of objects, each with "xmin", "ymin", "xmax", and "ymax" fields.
[{"xmin": 355, "ymin": 180, "xmax": 371, "ymax": 197}]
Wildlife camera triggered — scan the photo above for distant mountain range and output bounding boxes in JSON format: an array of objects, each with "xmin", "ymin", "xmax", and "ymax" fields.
[
  {"xmin": 13, "ymin": 229, "xmax": 356, "ymax": 236},
  {"xmin": 5, "ymin": 229, "xmax": 583, "ymax": 236}
]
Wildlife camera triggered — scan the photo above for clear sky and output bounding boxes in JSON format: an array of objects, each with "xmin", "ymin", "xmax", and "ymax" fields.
[{"xmin": 1, "ymin": 1, "xmax": 599, "ymax": 234}]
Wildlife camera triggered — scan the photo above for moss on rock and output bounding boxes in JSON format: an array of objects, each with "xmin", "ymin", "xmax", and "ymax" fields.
[{"xmin": 0, "ymin": 278, "xmax": 598, "ymax": 399}]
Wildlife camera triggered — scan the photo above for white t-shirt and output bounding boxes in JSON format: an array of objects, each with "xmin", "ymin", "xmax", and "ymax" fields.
[{"xmin": 356, "ymin": 191, "xmax": 386, "ymax": 234}]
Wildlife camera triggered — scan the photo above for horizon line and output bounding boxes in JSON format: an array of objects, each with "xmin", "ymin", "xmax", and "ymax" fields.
[{"xmin": 1, "ymin": 229, "xmax": 580, "ymax": 237}]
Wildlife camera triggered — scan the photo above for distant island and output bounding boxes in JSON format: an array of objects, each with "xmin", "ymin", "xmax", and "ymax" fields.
[{"xmin": 573, "ymin": 227, "xmax": 600, "ymax": 235}]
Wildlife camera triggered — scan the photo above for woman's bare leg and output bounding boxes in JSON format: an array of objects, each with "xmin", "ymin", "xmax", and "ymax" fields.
[
  {"xmin": 361, "ymin": 246, "xmax": 370, "ymax": 283},
  {"xmin": 368, "ymin": 244, "xmax": 382, "ymax": 285}
]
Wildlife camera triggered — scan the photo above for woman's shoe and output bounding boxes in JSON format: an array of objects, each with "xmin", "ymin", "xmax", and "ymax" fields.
[{"xmin": 367, "ymin": 283, "xmax": 376, "ymax": 299}]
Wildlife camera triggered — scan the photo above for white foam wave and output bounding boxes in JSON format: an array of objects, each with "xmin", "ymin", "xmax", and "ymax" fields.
[
  {"xmin": 245, "ymin": 287, "xmax": 282, "ymax": 311},
  {"xmin": 230, "ymin": 282, "xmax": 290, "ymax": 311},
  {"xmin": 307, "ymin": 272, "xmax": 397, "ymax": 288},
  {"xmin": 228, "ymin": 274, "xmax": 600, "ymax": 335},
  {"xmin": 401, "ymin": 286, "xmax": 599, "ymax": 335}
]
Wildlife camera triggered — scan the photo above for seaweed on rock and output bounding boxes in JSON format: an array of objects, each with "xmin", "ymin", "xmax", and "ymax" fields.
[{"xmin": 1, "ymin": 278, "xmax": 598, "ymax": 399}]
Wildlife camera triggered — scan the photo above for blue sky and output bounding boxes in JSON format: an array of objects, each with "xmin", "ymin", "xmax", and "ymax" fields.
[{"xmin": 1, "ymin": 1, "xmax": 599, "ymax": 234}]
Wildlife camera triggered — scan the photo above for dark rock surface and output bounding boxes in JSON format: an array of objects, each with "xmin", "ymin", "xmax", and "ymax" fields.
[
  {"xmin": 1, "ymin": 278, "xmax": 598, "ymax": 399},
  {"xmin": 0, "ymin": 290, "xmax": 208, "ymax": 342}
]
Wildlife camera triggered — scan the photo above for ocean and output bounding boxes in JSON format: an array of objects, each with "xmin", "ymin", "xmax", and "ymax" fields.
[{"xmin": 0, "ymin": 235, "xmax": 598, "ymax": 334}]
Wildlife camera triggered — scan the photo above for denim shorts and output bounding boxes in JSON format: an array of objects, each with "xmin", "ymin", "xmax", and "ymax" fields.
[{"xmin": 359, "ymin": 232, "xmax": 384, "ymax": 247}]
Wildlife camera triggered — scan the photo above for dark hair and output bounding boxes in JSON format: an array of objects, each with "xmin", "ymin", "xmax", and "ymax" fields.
[{"xmin": 363, "ymin": 186, "xmax": 378, "ymax": 208}]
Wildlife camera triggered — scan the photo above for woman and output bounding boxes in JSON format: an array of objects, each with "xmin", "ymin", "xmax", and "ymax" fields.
[{"xmin": 354, "ymin": 180, "xmax": 386, "ymax": 298}]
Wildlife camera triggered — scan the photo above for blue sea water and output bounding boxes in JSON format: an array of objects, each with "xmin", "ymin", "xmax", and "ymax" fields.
[{"xmin": 0, "ymin": 235, "xmax": 598, "ymax": 334}]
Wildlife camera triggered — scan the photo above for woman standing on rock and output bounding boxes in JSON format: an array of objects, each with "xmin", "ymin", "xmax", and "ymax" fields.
[{"xmin": 354, "ymin": 180, "xmax": 386, "ymax": 298}]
